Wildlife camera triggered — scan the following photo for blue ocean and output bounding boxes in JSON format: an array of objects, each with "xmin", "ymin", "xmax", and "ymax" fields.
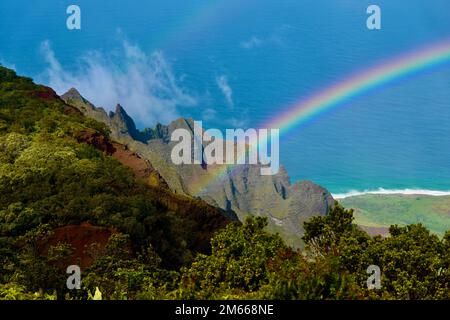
[{"xmin": 1, "ymin": 0, "xmax": 450, "ymax": 194}]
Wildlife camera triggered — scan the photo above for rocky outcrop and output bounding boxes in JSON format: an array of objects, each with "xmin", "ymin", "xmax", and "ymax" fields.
[
  {"xmin": 74, "ymin": 128, "xmax": 116, "ymax": 155},
  {"xmin": 110, "ymin": 141, "xmax": 169, "ymax": 189},
  {"xmin": 62, "ymin": 90, "xmax": 334, "ymax": 247}
]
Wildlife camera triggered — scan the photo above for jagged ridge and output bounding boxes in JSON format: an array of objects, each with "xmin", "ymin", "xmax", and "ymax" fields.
[{"xmin": 62, "ymin": 88, "xmax": 334, "ymax": 248}]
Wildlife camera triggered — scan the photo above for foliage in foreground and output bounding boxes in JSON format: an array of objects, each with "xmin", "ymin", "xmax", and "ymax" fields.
[{"xmin": 3, "ymin": 207, "xmax": 448, "ymax": 300}]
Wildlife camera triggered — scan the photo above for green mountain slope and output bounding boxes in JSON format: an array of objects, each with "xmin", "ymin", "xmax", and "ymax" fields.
[{"xmin": 0, "ymin": 66, "xmax": 236, "ymax": 277}]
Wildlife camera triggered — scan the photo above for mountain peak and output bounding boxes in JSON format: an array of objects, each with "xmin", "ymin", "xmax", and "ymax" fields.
[
  {"xmin": 60, "ymin": 89, "xmax": 142, "ymax": 142},
  {"xmin": 115, "ymin": 103, "xmax": 125, "ymax": 114},
  {"xmin": 61, "ymin": 87, "xmax": 84, "ymax": 101},
  {"xmin": 109, "ymin": 104, "xmax": 142, "ymax": 141}
]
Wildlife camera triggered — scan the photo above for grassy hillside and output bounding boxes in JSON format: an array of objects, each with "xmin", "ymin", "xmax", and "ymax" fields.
[{"xmin": 340, "ymin": 194, "xmax": 450, "ymax": 237}]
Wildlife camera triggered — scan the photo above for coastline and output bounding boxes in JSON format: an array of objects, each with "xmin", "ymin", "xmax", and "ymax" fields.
[{"xmin": 333, "ymin": 188, "xmax": 450, "ymax": 199}]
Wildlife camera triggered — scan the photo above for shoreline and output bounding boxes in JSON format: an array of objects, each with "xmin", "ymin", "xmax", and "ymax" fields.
[{"xmin": 332, "ymin": 188, "xmax": 450, "ymax": 199}]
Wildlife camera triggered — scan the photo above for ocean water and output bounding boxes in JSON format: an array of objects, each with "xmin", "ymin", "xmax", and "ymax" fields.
[{"xmin": 1, "ymin": 0, "xmax": 450, "ymax": 194}]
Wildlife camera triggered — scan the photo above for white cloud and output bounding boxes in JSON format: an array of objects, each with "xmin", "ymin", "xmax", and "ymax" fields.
[
  {"xmin": 39, "ymin": 40, "xmax": 197, "ymax": 126},
  {"xmin": 240, "ymin": 36, "xmax": 263, "ymax": 49},
  {"xmin": 228, "ymin": 117, "xmax": 247, "ymax": 128},
  {"xmin": 216, "ymin": 75, "xmax": 234, "ymax": 108},
  {"xmin": 240, "ymin": 24, "xmax": 294, "ymax": 50},
  {"xmin": 202, "ymin": 108, "xmax": 217, "ymax": 121}
]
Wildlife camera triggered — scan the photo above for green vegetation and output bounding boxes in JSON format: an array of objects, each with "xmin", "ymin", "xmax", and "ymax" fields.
[
  {"xmin": 0, "ymin": 66, "xmax": 448, "ymax": 300},
  {"xmin": 0, "ymin": 66, "xmax": 230, "ymax": 298},
  {"xmin": 340, "ymin": 194, "xmax": 450, "ymax": 236}
]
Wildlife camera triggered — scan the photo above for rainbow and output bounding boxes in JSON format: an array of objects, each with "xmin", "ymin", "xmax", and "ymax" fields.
[
  {"xmin": 264, "ymin": 39, "xmax": 450, "ymax": 134},
  {"xmin": 193, "ymin": 39, "xmax": 450, "ymax": 195}
]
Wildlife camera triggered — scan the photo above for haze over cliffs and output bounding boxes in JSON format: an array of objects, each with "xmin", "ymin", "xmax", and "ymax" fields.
[{"xmin": 62, "ymin": 88, "xmax": 334, "ymax": 247}]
